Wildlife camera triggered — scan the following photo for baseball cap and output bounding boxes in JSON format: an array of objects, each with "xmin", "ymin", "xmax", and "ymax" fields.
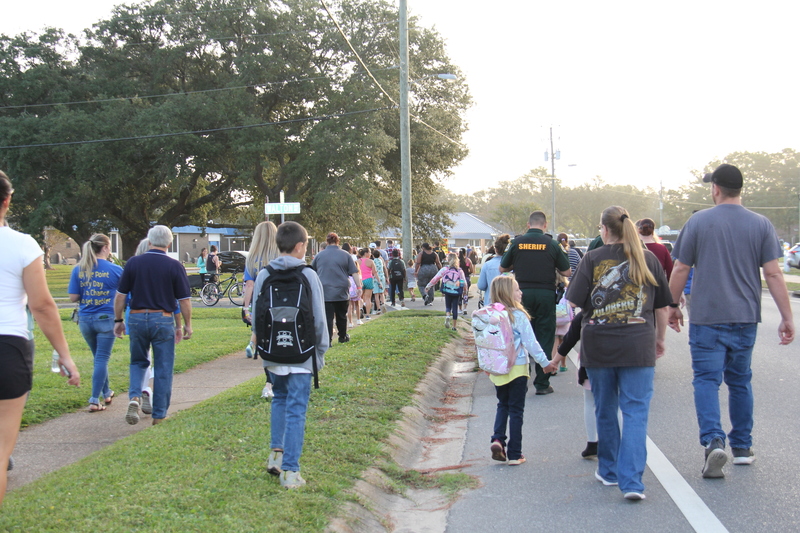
[
  {"xmin": 703, "ymin": 164, "xmax": 743, "ymax": 189},
  {"xmin": 369, "ymin": 243, "xmax": 376, "ymax": 248}
]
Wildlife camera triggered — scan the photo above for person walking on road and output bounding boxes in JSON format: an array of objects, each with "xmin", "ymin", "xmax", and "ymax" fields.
[
  {"xmin": 478, "ymin": 234, "xmax": 511, "ymax": 305},
  {"xmin": 415, "ymin": 243, "xmax": 442, "ymax": 306},
  {"xmin": 637, "ymin": 218, "xmax": 673, "ymax": 280},
  {"xmin": 668, "ymin": 164, "xmax": 795, "ymax": 479},
  {"xmin": 311, "ymin": 232, "xmax": 361, "ymax": 343},
  {"xmin": 567, "ymin": 205, "xmax": 671, "ymax": 501},
  {"xmin": 0, "ymin": 171, "xmax": 80, "ymax": 505},
  {"xmin": 68, "ymin": 234, "xmax": 123, "ymax": 413},
  {"xmin": 488, "ymin": 275, "xmax": 558, "ymax": 466},
  {"xmin": 500, "ymin": 211, "xmax": 570, "ymax": 395},
  {"xmin": 425, "ymin": 253, "xmax": 467, "ymax": 330},
  {"xmin": 114, "ymin": 225, "xmax": 193, "ymax": 426}
]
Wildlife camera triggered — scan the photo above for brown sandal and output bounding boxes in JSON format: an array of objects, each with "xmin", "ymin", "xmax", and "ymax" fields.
[
  {"xmin": 104, "ymin": 391, "xmax": 115, "ymax": 405},
  {"xmin": 88, "ymin": 403, "xmax": 106, "ymax": 413}
]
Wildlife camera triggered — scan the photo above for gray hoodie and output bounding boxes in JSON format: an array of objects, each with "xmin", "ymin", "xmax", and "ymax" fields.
[{"xmin": 252, "ymin": 255, "xmax": 329, "ymax": 372}]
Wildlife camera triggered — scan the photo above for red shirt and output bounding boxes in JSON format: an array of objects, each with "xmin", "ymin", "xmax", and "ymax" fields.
[{"xmin": 644, "ymin": 242, "xmax": 673, "ymax": 280}]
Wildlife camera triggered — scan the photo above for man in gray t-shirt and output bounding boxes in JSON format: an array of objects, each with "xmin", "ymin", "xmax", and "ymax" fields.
[
  {"xmin": 668, "ymin": 163, "xmax": 794, "ymax": 479},
  {"xmin": 311, "ymin": 232, "xmax": 361, "ymax": 344}
]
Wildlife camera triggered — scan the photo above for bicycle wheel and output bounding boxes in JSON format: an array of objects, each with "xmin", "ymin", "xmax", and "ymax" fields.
[
  {"xmin": 228, "ymin": 281, "xmax": 245, "ymax": 306},
  {"xmin": 200, "ymin": 283, "xmax": 221, "ymax": 306}
]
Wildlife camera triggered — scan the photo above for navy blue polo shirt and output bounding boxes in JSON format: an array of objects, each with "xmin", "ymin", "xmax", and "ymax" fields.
[{"xmin": 117, "ymin": 250, "xmax": 191, "ymax": 311}]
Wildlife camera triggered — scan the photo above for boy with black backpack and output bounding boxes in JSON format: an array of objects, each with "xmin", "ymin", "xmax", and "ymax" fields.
[
  {"xmin": 252, "ymin": 221, "xmax": 329, "ymax": 489},
  {"xmin": 387, "ymin": 248, "xmax": 407, "ymax": 308}
]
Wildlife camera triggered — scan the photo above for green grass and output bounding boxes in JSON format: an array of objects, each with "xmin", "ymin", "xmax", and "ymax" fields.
[
  {"xmin": 25, "ymin": 307, "xmax": 251, "ymax": 427},
  {"xmin": 45, "ymin": 264, "xmax": 74, "ymax": 299},
  {"xmin": 2, "ymin": 311, "xmax": 460, "ymax": 531}
]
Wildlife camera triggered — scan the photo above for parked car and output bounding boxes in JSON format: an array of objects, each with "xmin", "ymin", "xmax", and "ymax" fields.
[
  {"xmin": 786, "ymin": 244, "xmax": 800, "ymax": 268},
  {"xmin": 216, "ymin": 250, "xmax": 248, "ymax": 273}
]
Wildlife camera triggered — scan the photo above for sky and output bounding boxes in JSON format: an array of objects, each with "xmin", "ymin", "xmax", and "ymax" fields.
[{"xmin": 2, "ymin": 0, "xmax": 799, "ymax": 195}]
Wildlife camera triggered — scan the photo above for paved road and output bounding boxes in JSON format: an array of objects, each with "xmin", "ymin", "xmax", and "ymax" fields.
[{"xmin": 446, "ymin": 291, "xmax": 800, "ymax": 532}]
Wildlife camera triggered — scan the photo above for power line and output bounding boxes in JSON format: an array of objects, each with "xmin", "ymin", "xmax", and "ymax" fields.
[
  {"xmin": 0, "ymin": 106, "xmax": 394, "ymax": 150},
  {"xmin": 0, "ymin": 67, "xmax": 400, "ymax": 111}
]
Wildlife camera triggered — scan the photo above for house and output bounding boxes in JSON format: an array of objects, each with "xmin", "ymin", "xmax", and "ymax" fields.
[
  {"xmin": 47, "ymin": 226, "xmax": 252, "ymax": 264},
  {"xmin": 379, "ymin": 212, "xmax": 502, "ymax": 256}
]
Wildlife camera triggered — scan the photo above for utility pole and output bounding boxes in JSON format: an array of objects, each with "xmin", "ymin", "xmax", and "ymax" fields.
[
  {"xmin": 544, "ymin": 127, "xmax": 560, "ymax": 235},
  {"xmin": 399, "ymin": 0, "xmax": 412, "ymax": 260}
]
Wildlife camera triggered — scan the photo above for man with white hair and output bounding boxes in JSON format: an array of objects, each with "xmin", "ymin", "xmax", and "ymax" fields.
[{"xmin": 114, "ymin": 225, "xmax": 193, "ymax": 425}]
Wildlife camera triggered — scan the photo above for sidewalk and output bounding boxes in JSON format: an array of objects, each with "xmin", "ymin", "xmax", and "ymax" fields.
[{"xmin": 8, "ymin": 350, "xmax": 264, "ymax": 492}]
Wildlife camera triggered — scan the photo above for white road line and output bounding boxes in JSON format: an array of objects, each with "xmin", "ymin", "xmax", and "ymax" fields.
[{"xmin": 565, "ymin": 351, "xmax": 729, "ymax": 533}]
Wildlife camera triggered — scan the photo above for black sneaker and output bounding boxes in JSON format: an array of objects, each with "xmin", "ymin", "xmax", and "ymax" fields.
[
  {"xmin": 732, "ymin": 447, "xmax": 755, "ymax": 465},
  {"xmin": 702, "ymin": 437, "xmax": 727, "ymax": 478},
  {"xmin": 339, "ymin": 334, "xmax": 350, "ymax": 343},
  {"xmin": 535, "ymin": 386, "xmax": 554, "ymax": 395},
  {"xmin": 581, "ymin": 441, "xmax": 598, "ymax": 459}
]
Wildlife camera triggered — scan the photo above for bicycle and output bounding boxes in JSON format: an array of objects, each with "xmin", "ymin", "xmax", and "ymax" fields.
[{"xmin": 200, "ymin": 270, "xmax": 245, "ymax": 306}]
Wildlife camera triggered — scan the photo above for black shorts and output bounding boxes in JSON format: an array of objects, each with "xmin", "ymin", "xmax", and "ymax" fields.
[{"xmin": 0, "ymin": 335, "xmax": 34, "ymax": 400}]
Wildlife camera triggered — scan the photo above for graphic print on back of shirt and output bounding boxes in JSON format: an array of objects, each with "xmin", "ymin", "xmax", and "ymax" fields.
[{"xmin": 590, "ymin": 259, "xmax": 646, "ymax": 324}]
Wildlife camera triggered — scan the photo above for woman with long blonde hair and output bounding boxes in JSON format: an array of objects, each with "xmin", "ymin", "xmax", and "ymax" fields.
[
  {"xmin": 566, "ymin": 205, "xmax": 671, "ymax": 501},
  {"xmin": 68, "ymin": 234, "xmax": 123, "ymax": 412}
]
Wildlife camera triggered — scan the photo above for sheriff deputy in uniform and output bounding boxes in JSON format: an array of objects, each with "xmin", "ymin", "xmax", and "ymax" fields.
[{"xmin": 500, "ymin": 211, "xmax": 571, "ymax": 395}]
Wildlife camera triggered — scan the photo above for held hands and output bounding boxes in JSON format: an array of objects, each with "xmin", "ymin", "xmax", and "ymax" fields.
[
  {"xmin": 541, "ymin": 360, "xmax": 559, "ymax": 374},
  {"xmin": 668, "ymin": 307, "xmax": 684, "ymax": 332}
]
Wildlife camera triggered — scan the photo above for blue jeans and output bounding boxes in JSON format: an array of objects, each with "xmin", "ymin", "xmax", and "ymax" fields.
[
  {"xmin": 491, "ymin": 375, "xmax": 528, "ymax": 460},
  {"xmin": 268, "ymin": 372, "xmax": 312, "ymax": 472},
  {"xmin": 127, "ymin": 313, "xmax": 175, "ymax": 419},
  {"xmin": 587, "ymin": 366, "xmax": 654, "ymax": 493},
  {"xmin": 79, "ymin": 314, "xmax": 116, "ymax": 404},
  {"xmin": 689, "ymin": 323, "xmax": 757, "ymax": 449}
]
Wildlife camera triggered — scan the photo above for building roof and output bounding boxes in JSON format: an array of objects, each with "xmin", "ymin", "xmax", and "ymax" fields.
[{"xmin": 380, "ymin": 212, "xmax": 501, "ymax": 241}]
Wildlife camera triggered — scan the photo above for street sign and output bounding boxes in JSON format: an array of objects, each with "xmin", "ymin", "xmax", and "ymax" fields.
[{"xmin": 264, "ymin": 202, "xmax": 301, "ymax": 215}]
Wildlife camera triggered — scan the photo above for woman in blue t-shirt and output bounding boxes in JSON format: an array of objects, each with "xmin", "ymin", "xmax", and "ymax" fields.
[{"xmin": 68, "ymin": 234, "xmax": 123, "ymax": 412}]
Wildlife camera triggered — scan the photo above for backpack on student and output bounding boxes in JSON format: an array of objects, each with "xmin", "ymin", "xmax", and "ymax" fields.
[
  {"xmin": 441, "ymin": 267, "xmax": 463, "ymax": 294},
  {"xmin": 254, "ymin": 264, "xmax": 320, "ymax": 388},
  {"xmin": 388, "ymin": 258, "xmax": 405, "ymax": 282},
  {"xmin": 471, "ymin": 303, "xmax": 517, "ymax": 375}
]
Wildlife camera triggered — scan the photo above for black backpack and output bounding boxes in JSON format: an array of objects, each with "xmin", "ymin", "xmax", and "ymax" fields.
[
  {"xmin": 388, "ymin": 258, "xmax": 405, "ymax": 282},
  {"xmin": 254, "ymin": 265, "xmax": 319, "ymax": 388}
]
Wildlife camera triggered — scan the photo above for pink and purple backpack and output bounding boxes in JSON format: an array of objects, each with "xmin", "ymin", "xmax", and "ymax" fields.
[{"xmin": 471, "ymin": 303, "xmax": 517, "ymax": 375}]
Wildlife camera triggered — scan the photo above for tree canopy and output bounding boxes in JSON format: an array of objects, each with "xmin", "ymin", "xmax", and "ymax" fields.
[{"xmin": 0, "ymin": 0, "xmax": 471, "ymax": 256}]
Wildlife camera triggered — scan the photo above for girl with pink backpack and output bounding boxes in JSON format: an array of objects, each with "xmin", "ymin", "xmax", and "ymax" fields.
[{"xmin": 485, "ymin": 276, "xmax": 558, "ymax": 465}]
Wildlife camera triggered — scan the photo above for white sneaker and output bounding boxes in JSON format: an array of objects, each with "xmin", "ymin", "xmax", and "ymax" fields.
[
  {"xmin": 357, "ymin": 319, "xmax": 364, "ymax": 325},
  {"xmin": 280, "ymin": 470, "xmax": 307, "ymax": 489},
  {"xmin": 262, "ymin": 383, "xmax": 274, "ymax": 399},
  {"xmin": 267, "ymin": 450, "xmax": 283, "ymax": 475},
  {"xmin": 444, "ymin": 316, "xmax": 451, "ymax": 328},
  {"xmin": 140, "ymin": 391, "xmax": 153, "ymax": 415}
]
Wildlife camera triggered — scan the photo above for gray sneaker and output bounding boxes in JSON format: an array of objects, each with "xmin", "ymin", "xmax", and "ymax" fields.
[
  {"xmin": 7, "ymin": 456, "xmax": 13, "ymax": 471},
  {"xmin": 125, "ymin": 398, "xmax": 141, "ymax": 425},
  {"xmin": 140, "ymin": 391, "xmax": 153, "ymax": 415},
  {"xmin": 702, "ymin": 437, "xmax": 727, "ymax": 478},
  {"xmin": 267, "ymin": 450, "xmax": 283, "ymax": 476},
  {"xmin": 280, "ymin": 470, "xmax": 306, "ymax": 489},
  {"xmin": 732, "ymin": 447, "xmax": 755, "ymax": 465}
]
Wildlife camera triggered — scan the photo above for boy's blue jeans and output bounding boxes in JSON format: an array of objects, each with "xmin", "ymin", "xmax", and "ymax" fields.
[
  {"xmin": 269, "ymin": 371, "xmax": 312, "ymax": 472},
  {"xmin": 689, "ymin": 323, "xmax": 757, "ymax": 449}
]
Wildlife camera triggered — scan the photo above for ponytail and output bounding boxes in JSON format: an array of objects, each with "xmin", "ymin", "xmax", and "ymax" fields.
[
  {"xmin": 78, "ymin": 234, "xmax": 111, "ymax": 279},
  {"xmin": 601, "ymin": 206, "xmax": 657, "ymax": 287}
]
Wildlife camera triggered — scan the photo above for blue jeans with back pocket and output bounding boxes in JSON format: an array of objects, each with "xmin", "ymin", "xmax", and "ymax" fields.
[{"xmin": 689, "ymin": 323, "xmax": 757, "ymax": 449}]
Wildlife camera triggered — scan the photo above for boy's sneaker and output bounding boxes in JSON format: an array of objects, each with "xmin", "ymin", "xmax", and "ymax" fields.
[
  {"xmin": 140, "ymin": 391, "xmax": 153, "ymax": 415},
  {"xmin": 262, "ymin": 383, "xmax": 274, "ymax": 399},
  {"xmin": 507, "ymin": 455, "xmax": 526, "ymax": 466},
  {"xmin": 7, "ymin": 456, "xmax": 14, "ymax": 471},
  {"xmin": 595, "ymin": 470, "xmax": 618, "ymax": 486},
  {"xmin": 702, "ymin": 437, "xmax": 727, "ymax": 478},
  {"xmin": 732, "ymin": 447, "xmax": 755, "ymax": 465},
  {"xmin": 280, "ymin": 470, "xmax": 306, "ymax": 489},
  {"xmin": 267, "ymin": 450, "xmax": 283, "ymax": 476},
  {"xmin": 125, "ymin": 398, "xmax": 141, "ymax": 425},
  {"xmin": 245, "ymin": 341, "xmax": 254, "ymax": 359},
  {"xmin": 490, "ymin": 440, "xmax": 507, "ymax": 462},
  {"xmin": 624, "ymin": 492, "xmax": 646, "ymax": 501}
]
